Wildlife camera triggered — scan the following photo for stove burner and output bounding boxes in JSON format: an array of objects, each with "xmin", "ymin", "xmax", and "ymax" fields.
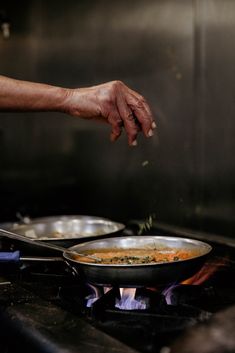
[
  {"xmin": 115, "ymin": 288, "xmax": 149, "ymax": 310},
  {"xmin": 1, "ymin": 232, "xmax": 235, "ymax": 353}
]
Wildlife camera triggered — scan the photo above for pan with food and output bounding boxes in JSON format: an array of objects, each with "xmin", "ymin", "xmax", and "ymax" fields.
[
  {"xmin": 64, "ymin": 235, "xmax": 212, "ymax": 287},
  {"xmin": 0, "ymin": 229, "xmax": 212, "ymax": 288}
]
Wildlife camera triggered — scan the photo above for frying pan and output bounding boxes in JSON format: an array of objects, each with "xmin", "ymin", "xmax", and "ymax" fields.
[
  {"xmin": 0, "ymin": 229, "xmax": 212, "ymax": 287},
  {"xmin": 4, "ymin": 215, "xmax": 125, "ymax": 245},
  {"xmin": 0, "ymin": 215, "xmax": 125, "ymax": 255},
  {"xmin": 64, "ymin": 236, "xmax": 212, "ymax": 287}
]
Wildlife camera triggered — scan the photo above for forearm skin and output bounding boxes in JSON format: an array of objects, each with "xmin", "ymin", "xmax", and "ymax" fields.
[{"xmin": 0, "ymin": 75, "xmax": 68, "ymax": 112}]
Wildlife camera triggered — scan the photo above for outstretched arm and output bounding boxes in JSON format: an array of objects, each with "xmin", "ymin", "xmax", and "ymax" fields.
[{"xmin": 0, "ymin": 75, "xmax": 156, "ymax": 146}]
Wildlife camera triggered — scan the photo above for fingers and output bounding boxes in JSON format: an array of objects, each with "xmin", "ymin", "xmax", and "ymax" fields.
[
  {"xmin": 114, "ymin": 85, "xmax": 156, "ymax": 145},
  {"xmin": 116, "ymin": 94, "xmax": 139, "ymax": 146},
  {"xmin": 127, "ymin": 89, "xmax": 156, "ymax": 138},
  {"xmin": 107, "ymin": 112, "xmax": 123, "ymax": 142},
  {"xmin": 89, "ymin": 80, "xmax": 156, "ymax": 146}
]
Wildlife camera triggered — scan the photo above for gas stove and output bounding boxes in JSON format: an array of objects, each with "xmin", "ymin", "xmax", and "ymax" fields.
[{"xmin": 1, "ymin": 226, "xmax": 235, "ymax": 353}]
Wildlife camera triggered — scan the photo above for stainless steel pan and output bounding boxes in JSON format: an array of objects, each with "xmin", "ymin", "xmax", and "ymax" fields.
[
  {"xmin": 0, "ymin": 229, "xmax": 212, "ymax": 288},
  {"xmin": 64, "ymin": 235, "xmax": 212, "ymax": 287},
  {"xmin": 4, "ymin": 215, "xmax": 125, "ymax": 247}
]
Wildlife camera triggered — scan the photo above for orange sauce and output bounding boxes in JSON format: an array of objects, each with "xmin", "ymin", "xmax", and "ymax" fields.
[{"xmin": 75, "ymin": 248, "xmax": 200, "ymax": 264}]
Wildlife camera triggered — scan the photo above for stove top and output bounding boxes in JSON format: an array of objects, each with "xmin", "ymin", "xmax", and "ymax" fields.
[{"xmin": 1, "ymin": 229, "xmax": 235, "ymax": 353}]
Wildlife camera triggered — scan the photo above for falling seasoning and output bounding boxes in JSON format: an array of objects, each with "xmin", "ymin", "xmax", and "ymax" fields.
[
  {"xmin": 138, "ymin": 214, "xmax": 155, "ymax": 235},
  {"xmin": 141, "ymin": 160, "xmax": 149, "ymax": 167}
]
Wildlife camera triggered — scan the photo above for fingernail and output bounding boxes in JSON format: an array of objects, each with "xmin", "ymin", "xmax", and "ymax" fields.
[
  {"xmin": 148, "ymin": 129, "xmax": 154, "ymax": 137},
  {"xmin": 152, "ymin": 121, "xmax": 157, "ymax": 129},
  {"xmin": 131, "ymin": 140, "xmax": 138, "ymax": 146}
]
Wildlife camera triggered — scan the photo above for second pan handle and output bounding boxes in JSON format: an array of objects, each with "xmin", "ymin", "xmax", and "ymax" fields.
[{"xmin": 0, "ymin": 228, "xmax": 67, "ymax": 253}]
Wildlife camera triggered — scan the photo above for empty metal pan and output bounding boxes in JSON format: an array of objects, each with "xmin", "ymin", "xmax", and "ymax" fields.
[{"xmin": 9, "ymin": 215, "xmax": 125, "ymax": 245}]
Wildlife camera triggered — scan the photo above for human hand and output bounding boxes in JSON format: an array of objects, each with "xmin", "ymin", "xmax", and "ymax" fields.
[{"xmin": 63, "ymin": 80, "xmax": 156, "ymax": 146}]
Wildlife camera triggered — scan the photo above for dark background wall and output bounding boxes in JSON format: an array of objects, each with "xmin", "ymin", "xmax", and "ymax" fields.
[{"xmin": 0, "ymin": 0, "xmax": 235, "ymax": 237}]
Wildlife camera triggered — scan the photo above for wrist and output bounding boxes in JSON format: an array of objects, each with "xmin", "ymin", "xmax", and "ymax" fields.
[
  {"xmin": 59, "ymin": 88, "xmax": 80, "ymax": 116},
  {"xmin": 52, "ymin": 86, "xmax": 71, "ymax": 113},
  {"xmin": 58, "ymin": 85, "xmax": 102, "ymax": 119}
]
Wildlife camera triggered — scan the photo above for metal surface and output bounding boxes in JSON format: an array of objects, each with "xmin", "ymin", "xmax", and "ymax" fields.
[
  {"xmin": 0, "ymin": 0, "xmax": 195, "ymax": 231},
  {"xmin": 63, "ymin": 236, "xmax": 212, "ymax": 287},
  {"xmin": 10, "ymin": 215, "xmax": 125, "ymax": 241},
  {"xmin": 1, "ymin": 0, "xmax": 235, "ymax": 237}
]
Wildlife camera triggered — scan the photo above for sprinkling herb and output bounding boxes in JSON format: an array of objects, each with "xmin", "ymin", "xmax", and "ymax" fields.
[{"xmin": 138, "ymin": 214, "xmax": 156, "ymax": 235}]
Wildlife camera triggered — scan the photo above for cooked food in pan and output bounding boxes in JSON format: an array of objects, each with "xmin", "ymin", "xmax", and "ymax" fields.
[{"xmin": 74, "ymin": 247, "xmax": 200, "ymax": 264}]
